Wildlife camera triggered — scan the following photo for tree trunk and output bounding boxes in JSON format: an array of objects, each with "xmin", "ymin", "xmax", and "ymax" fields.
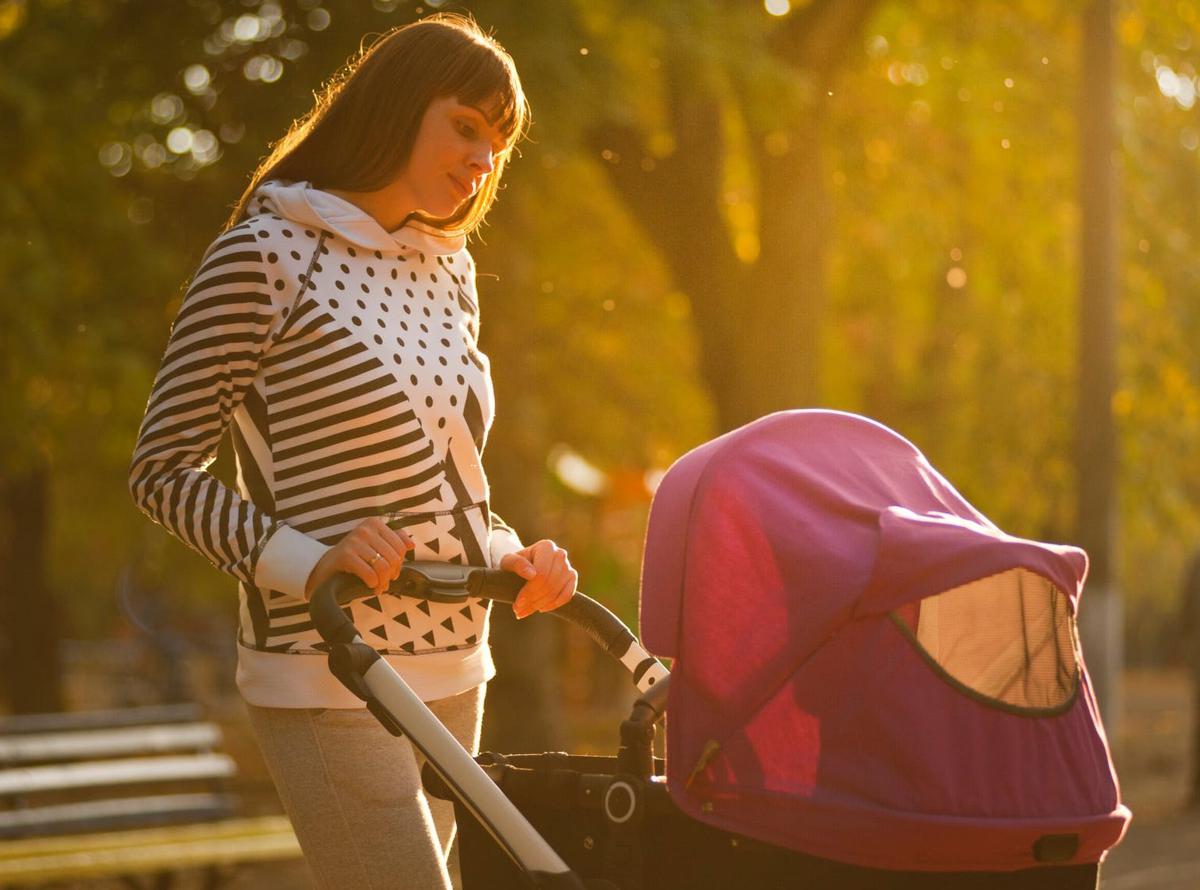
[
  {"xmin": 0, "ymin": 463, "xmax": 64, "ymax": 714},
  {"xmin": 474, "ymin": 195, "xmax": 568, "ymax": 753},
  {"xmin": 592, "ymin": 0, "xmax": 877, "ymax": 431},
  {"xmin": 1075, "ymin": 0, "xmax": 1121, "ymax": 734}
]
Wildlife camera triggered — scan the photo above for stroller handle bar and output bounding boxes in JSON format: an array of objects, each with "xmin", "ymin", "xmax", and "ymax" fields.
[
  {"xmin": 306, "ymin": 563, "xmax": 660, "ymax": 889},
  {"xmin": 309, "ymin": 562, "xmax": 669, "ymax": 694}
]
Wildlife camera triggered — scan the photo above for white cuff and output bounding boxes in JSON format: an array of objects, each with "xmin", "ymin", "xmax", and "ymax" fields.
[
  {"xmin": 488, "ymin": 526, "xmax": 524, "ymax": 569},
  {"xmin": 253, "ymin": 525, "xmax": 330, "ymax": 599}
]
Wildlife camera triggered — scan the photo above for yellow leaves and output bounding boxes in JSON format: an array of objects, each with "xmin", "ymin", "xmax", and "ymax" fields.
[
  {"xmin": 906, "ymin": 100, "xmax": 933, "ymax": 127},
  {"xmin": 763, "ymin": 130, "xmax": 790, "ymax": 157},
  {"xmin": 25, "ymin": 375, "xmax": 53, "ymax": 409},
  {"xmin": 0, "ymin": 0, "xmax": 26, "ymax": 42},
  {"xmin": 1118, "ymin": 11, "xmax": 1145, "ymax": 48},
  {"xmin": 734, "ymin": 231, "xmax": 760, "ymax": 264},
  {"xmin": 646, "ymin": 130, "xmax": 675, "ymax": 158},
  {"xmin": 896, "ymin": 22, "xmax": 923, "ymax": 50},
  {"xmin": 1160, "ymin": 362, "xmax": 1191, "ymax": 401},
  {"xmin": 663, "ymin": 291, "xmax": 691, "ymax": 322},
  {"xmin": 1112, "ymin": 388, "xmax": 1134, "ymax": 418},
  {"xmin": 865, "ymin": 138, "xmax": 893, "ymax": 164}
]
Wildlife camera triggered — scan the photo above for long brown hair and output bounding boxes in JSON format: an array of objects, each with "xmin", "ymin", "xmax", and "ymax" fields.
[{"xmin": 226, "ymin": 13, "xmax": 529, "ymax": 236}]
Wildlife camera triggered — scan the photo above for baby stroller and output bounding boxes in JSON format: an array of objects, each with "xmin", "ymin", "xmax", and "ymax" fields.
[{"xmin": 309, "ymin": 410, "xmax": 1130, "ymax": 889}]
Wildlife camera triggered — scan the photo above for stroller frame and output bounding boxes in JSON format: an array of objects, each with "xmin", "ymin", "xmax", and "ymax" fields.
[{"xmin": 309, "ymin": 563, "xmax": 1102, "ymax": 890}]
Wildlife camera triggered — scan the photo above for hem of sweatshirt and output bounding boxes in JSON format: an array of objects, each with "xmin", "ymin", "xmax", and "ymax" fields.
[
  {"xmin": 235, "ymin": 640, "xmax": 495, "ymax": 707},
  {"xmin": 253, "ymin": 525, "xmax": 330, "ymax": 599}
]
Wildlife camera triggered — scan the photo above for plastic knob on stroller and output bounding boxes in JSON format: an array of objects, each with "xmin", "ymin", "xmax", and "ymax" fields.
[{"xmin": 305, "ymin": 563, "xmax": 669, "ymax": 890}]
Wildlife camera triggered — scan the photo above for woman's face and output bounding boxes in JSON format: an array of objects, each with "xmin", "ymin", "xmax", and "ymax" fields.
[{"xmin": 393, "ymin": 94, "xmax": 508, "ymax": 220}]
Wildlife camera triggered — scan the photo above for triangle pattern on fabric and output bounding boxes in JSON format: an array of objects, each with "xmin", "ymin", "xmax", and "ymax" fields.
[{"xmin": 363, "ymin": 505, "xmax": 490, "ymax": 653}]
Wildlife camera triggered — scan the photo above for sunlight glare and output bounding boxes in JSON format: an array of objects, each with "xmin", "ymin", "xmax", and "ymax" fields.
[
  {"xmin": 307, "ymin": 8, "xmax": 331, "ymax": 31},
  {"xmin": 183, "ymin": 64, "xmax": 211, "ymax": 95},
  {"xmin": 549, "ymin": 446, "xmax": 608, "ymax": 498},
  {"xmin": 233, "ymin": 15, "xmax": 262, "ymax": 42},
  {"xmin": 150, "ymin": 93, "xmax": 183, "ymax": 125},
  {"xmin": 764, "ymin": 0, "xmax": 790, "ymax": 17},
  {"xmin": 166, "ymin": 127, "xmax": 194, "ymax": 155}
]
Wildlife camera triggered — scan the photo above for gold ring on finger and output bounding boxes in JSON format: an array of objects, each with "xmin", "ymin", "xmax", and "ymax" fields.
[{"xmin": 369, "ymin": 551, "xmax": 383, "ymax": 566}]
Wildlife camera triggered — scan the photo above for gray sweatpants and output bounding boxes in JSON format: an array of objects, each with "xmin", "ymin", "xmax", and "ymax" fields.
[{"xmin": 246, "ymin": 683, "xmax": 484, "ymax": 890}]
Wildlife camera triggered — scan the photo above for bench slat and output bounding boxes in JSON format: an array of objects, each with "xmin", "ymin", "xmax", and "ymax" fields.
[
  {"xmin": 0, "ymin": 816, "xmax": 301, "ymax": 881},
  {"xmin": 0, "ymin": 753, "xmax": 236, "ymax": 796},
  {"xmin": 0, "ymin": 722, "xmax": 221, "ymax": 766},
  {"xmin": 0, "ymin": 705, "xmax": 203, "ymax": 736},
  {"xmin": 0, "ymin": 793, "xmax": 238, "ymax": 839}
]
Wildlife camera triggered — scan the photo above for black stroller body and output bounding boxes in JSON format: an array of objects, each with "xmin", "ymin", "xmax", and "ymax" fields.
[{"xmin": 309, "ymin": 561, "xmax": 1103, "ymax": 889}]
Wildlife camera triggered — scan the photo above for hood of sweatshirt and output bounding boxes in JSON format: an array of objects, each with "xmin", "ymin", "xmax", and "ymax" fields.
[{"xmin": 251, "ymin": 179, "xmax": 466, "ymax": 257}]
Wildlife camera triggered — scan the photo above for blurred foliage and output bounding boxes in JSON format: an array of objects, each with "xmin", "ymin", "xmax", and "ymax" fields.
[{"xmin": 0, "ymin": 0, "xmax": 1197, "ymax": 667}]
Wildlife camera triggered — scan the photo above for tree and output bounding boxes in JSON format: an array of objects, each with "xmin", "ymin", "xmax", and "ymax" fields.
[
  {"xmin": 586, "ymin": 0, "xmax": 879, "ymax": 429},
  {"xmin": 1076, "ymin": 0, "xmax": 1120, "ymax": 726}
]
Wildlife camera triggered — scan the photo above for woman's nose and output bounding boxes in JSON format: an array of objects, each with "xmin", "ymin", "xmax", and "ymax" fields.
[{"xmin": 469, "ymin": 145, "xmax": 495, "ymax": 175}]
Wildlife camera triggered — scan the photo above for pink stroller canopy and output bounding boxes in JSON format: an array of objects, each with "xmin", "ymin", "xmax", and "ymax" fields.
[{"xmin": 639, "ymin": 410, "xmax": 1129, "ymax": 871}]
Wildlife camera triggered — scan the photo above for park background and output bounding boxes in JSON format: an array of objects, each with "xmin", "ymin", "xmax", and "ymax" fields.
[{"xmin": 1, "ymin": 0, "xmax": 1197, "ymax": 886}]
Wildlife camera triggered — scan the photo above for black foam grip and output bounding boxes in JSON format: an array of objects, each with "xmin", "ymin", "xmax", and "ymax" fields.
[
  {"xmin": 473, "ymin": 570, "xmax": 635, "ymax": 659},
  {"xmin": 469, "ymin": 569, "xmax": 525, "ymax": 603},
  {"xmin": 552, "ymin": 595, "xmax": 635, "ymax": 658},
  {"xmin": 309, "ymin": 573, "xmax": 368, "ymax": 645}
]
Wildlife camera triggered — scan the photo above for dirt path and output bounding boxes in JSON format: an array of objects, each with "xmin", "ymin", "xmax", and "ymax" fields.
[
  {"xmin": 1101, "ymin": 810, "xmax": 1200, "ymax": 889},
  {"xmin": 1098, "ymin": 669, "xmax": 1198, "ymax": 889}
]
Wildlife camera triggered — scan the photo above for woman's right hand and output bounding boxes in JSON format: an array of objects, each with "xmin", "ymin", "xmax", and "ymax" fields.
[{"xmin": 304, "ymin": 517, "xmax": 414, "ymax": 600}]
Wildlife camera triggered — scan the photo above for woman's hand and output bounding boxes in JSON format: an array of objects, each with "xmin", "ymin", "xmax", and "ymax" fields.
[
  {"xmin": 304, "ymin": 517, "xmax": 414, "ymax": 600},
  {"xmin": 499, "ymin": 540, "xmax": 577, "ymax": 619}
]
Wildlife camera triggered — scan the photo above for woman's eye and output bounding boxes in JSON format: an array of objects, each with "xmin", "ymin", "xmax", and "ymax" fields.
[{"xmin": 457, "ymin": 122, "xmax": 477, "ymax": 139}]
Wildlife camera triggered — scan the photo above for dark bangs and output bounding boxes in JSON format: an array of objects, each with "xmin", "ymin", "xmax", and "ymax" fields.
[{"xmin": 439, "ymin": 37, "xmax": 528, "ymax": 151}]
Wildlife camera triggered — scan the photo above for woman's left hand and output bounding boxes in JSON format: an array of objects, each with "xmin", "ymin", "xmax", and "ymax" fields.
[{"xmin": 499, "ymin": 540, "xmax": 577, "ymax": 619}]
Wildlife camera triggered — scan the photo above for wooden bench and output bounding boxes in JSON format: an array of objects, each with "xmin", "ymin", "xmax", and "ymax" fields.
[{"xmin": 0, "ymin": 704, "xmax": 301, "ymax": 886}]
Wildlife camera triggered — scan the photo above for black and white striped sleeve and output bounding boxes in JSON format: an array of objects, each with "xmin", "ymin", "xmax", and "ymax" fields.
[{"xmin": 128, "ymin": 227, "xmax": 309, "ymax": 589}]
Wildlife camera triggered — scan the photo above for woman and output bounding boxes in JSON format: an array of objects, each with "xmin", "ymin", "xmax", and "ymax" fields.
[{"xmin": 128, "ymin": 14, "xmax": 577, "ymax": 888}]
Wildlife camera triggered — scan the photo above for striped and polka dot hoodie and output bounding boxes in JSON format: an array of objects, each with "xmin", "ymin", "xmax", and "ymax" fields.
[{"xmin": 129, "ymin": 180, "xmax": 523, "ymax": 706}]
